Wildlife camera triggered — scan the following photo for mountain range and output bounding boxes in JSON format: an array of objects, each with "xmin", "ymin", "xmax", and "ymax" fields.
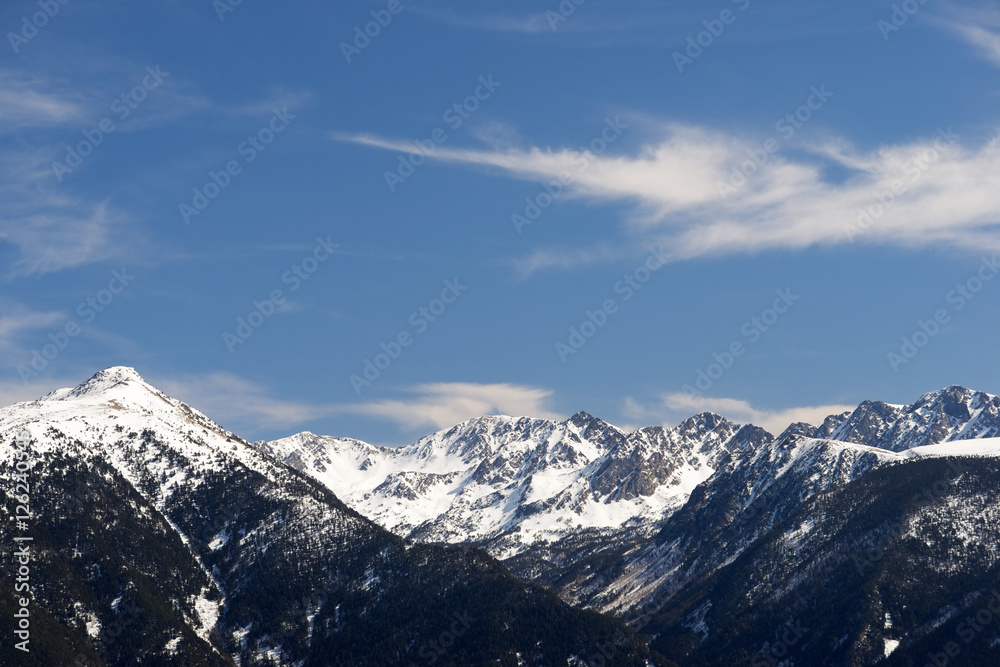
[{"xmin": 3, "ymin": 367, "xmax": 1000, "ymax": 665}]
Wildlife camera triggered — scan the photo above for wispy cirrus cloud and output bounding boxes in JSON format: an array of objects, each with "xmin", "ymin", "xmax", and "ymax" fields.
[
  {"xmin": 0, "ymin": 62, "xmax": 278, "ymax": 137},
  {"xmin": 2, "ymin": 201, "xmax": 130, "ymax": 279},
  {"xmin": 625, "ymin": 393, "xmax": 855, "ymax": 436},
  {"xmin": 412, "ymin": 5, "xmax": 701, "ymax": 38},
  {"xmin": 337, "ymin": 122, "xmax": 1000, "ymax": 269},
  {"xmin": 335, "ymin": 382, "xmax": 562, "ymax": 432},
  {"xmin": 946, "ymin": 11, "xmax": 1000, "ymax": 67},
  {"xmin": 0, "ymin": 66, "xmax": 148, "ymax": 279},
  {"xmin": 0, "ymin": 311, "xmax": 64, "ymax": 340},
  {"xmin": 152, "ymin": 376, "xmax": 562, "ymax": 437},
  {"xmin": 0, "ymin": 62, "xmax": 308, "ymax": 279},
  {"xmin": 155, "ymin": 372, "xmax": 335, "ymax": 431},
  {"xmin": 0, "ymin": 70, "xmax": 88, "ymax": 130},
  {"xmin": 227, "ymin": 87, "xmax": 312, "ymax": 118},
  {"xmin": 0, "ymin": 304, "xmax": 64, "ymax": 357},
  {"xmin": 511, "ymin": 244, "xmax": 636, "ymax": 279},
  {"xmin": 416, "ymin": 9, "xmax": 558, "ymax": 34}
]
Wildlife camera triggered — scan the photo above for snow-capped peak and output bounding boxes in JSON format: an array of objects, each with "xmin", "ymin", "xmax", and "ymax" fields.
[
  {"xmin": 2, "ymin": 366, "xmax": 291, "ymax": 496},
  {"xmin": 41, "ymin": 366, "xmax": 157, "ymax": 403},
  {"xmin": 816, "ymin": 385, "xmax": 1000, "ymax": 452},
  {"xmin": 264, "ymin": 410, "xmax": 754, "ymax": 557}
]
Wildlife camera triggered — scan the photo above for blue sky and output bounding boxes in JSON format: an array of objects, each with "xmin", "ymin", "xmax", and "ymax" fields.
[{"xmin": 1, "ymin": 0, "xmax": 999, "ymax": 445}]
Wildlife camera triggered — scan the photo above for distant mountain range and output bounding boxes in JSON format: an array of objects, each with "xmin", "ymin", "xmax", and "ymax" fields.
[
  {"xmin": 0, "ymin": 368, "xmax": 664, "ymax": 666},
  {"xmin": 4, "ymin": 368, "xmax": 1000, "ymax": 665}
]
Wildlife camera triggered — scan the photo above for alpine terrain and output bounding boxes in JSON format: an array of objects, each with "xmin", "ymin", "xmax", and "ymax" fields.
[
  {"xmin": 0, "ymin": 368, "xmax": 667, "ymax": 667},
  {"xmin": 4, "ymin": 368, "xmax": 1000, "ymax": 665},
  {"xmin": 263, "ymin": 385, "xmax": 1000, "ymax": 666}
]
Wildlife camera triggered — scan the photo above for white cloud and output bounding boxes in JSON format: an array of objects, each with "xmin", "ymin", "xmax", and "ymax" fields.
[
  {"xmin": 0, "ymin": 310, "xmax": 64, "ymax": 340},
  {"xmin": 0, "ymin": 69, "xmax": 87, "ymax": 131},
  {"xmin": 2, "ymin": 201, "xmax": 130, "ymax": 278},
  {"xmin": 942, "ymin": 7, "xmax": 1000, "ymax": 68},
  {"xmin": 0, "ymin": 66, "xmax": 304, "ymax": 279},
  {"xmin": 0, "ymin": 301, "xmax": 66, "ymax": 362},
  {"xmin": 3, "ymin": 370, "xmax": 560, "ymax": 439},
  {"xmin": 336, "ymin": 382, "xmax": 561, "ymax": 432},
  {"xmin": 0, "ymin": 63, "xmax": 282, "ymax": 136},
  {"xmin": 413, "ymin": 9, "xmax": 555, "ymax": 34},
  {"xmin": 412, "ymin": 6, "xmax": 684, "ymax": 38},
  {"xmin": 626, "ymin": 393, "xmax": 855, "ymax": 436},
  {"xmin": 511, "ymin": 244, "xmax": 637, "ymax": 279},
  {"xmin": 954, "ymin": 23, "xmax": 1000, "ymax": 67},
  {"xmin": 155, "ymin": 373, "xmax": 335, "ymax": 432},
  {"xmin": 149, "ymin": 377, "xmax": 562, "ymax": 436},
  {"xmin": 338, "ymin": 123, "xmax": 1000, "ymax": 267},
  {"xmin": 228, "ymin": 87, "xmax": 312, "ymax": 118},
  {"xmin": 0, "ymin": 68, "xmax": 137, "ymax": 279}
]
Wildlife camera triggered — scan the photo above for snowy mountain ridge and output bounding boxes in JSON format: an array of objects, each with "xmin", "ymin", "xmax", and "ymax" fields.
[
  {"xmin": 1, "ymin": 366, "xmax": 667, "ymax": 665},
  {"xmin": 4, "ymin": 367, "xmax": 999, "ymax": 666},
  {"xmin": 4, "ymin": 365, "xmax": 284, "ymax": 483},
  {"xmin": 0, "ymin": 367, "xmax": 1000, "ymax": 665},
  {"xmin": 260, "ymin": 383, "xmax": 1000, "ymax": 562},
  {"xmin": 258, "ymin": 411, "xmax": 762, "ymax": 558},
  {"xmin": 14, "ymin": 369, "xmax": 999, "ymax": 569}
]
